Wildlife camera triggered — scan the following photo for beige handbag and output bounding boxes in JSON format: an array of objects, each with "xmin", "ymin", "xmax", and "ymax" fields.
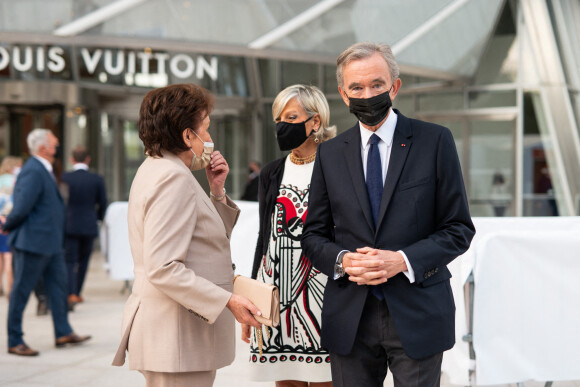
[{"xmin": 233, "ymin": 275, "xmax": 280, "ymax": 355}]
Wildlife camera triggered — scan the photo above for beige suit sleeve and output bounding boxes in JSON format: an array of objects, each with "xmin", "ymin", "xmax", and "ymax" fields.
[
  {"xmin": 211, "ymin": 195, "xmax": 240, "ymax": 237},
  {"xmin": 142, "ymin": 172, "xmax": 231, "ymax": 324}
]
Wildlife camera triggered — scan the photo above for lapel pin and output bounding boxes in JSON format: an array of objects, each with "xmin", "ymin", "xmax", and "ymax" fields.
[{"xmin": 401, "ymin": 143, "xmax": 406, "ymax": 147}]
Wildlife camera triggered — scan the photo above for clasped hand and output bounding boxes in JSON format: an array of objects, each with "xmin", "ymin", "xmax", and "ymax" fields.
[{"xmin": 343, "ymin": 247, "xmax": 407, "ymax": 285}]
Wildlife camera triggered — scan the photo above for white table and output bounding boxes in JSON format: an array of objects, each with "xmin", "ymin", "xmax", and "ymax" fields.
[
  {"xmin": 444, "ymin": 217, "xmax": 580, "ymax": 386},
  {"xmin": 100, "ymin": 200, "xmax": 260, "ymax": 281}
]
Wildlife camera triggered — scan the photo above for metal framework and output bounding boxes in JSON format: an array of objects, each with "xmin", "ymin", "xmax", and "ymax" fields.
[
  {"xmin": 53, "ymin": 0, "xmax": 151, "ymax": 37},
  {"xmin": 248, "ymin": 0, "xmax": 346, "ymax": 49}
]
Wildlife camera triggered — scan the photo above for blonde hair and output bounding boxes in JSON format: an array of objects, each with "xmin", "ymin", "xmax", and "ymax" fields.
[
  {"xmin": 0, "ymin": 156, "xmax": 23, "ymax": 175},
  {"xmin": 336, "ymin": 42, "xmax": 399, "ymax": 88},
  {"xmin": 272, "ymin": 84, "xmax": 337, "ymax": 144}
]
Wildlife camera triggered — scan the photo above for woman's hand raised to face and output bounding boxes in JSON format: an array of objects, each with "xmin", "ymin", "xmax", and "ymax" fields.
[{"xmin": 206, "ymin": 150, "xmax": 229, "ymax": 198}]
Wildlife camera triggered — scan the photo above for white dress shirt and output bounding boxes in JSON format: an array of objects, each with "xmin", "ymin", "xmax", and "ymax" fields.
[
  {"xmin": 335, "ymin": 110, "xmax": 416, "ymax": 283},
  {"xmin": 73, "ymin": 163, "xmax": 89, "ymax": 171}
]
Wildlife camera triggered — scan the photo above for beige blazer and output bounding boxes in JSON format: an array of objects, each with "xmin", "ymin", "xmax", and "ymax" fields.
[{"xmin": 112, "ymin": 152, "xmax": 240, "ymax": 372}]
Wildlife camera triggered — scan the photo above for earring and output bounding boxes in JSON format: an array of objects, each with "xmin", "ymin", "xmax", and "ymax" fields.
[{"xmin": 313, "ymin": 127, "xmax": 320, "ymax": 143}]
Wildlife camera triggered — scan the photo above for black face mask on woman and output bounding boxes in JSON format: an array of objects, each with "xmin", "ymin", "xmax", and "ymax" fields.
[
  {"xmin": 275, "ymin": 115, "xmax": 314, "ymax": 151},
  {"xmin": 348, "ymin": 88, "xmax": 392, "ymax": 126}
]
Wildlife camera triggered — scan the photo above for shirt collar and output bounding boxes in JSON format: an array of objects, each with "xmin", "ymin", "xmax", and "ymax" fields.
[
  {"xmin": 73, "ymin": 163, "xmax": 89, "ymax": 171},
  {"xmin": 359, "ymin": 109, "xmax": 398, "ymax": 147},
  {"xmin": 33, "ymin": 155, "xmax": 53, "ymax": 173}
]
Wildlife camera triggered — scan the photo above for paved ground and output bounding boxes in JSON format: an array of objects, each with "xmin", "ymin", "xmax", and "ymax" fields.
[{"xmin": 0, "ymin": 251, "xmax": 578, "ymax": 387}]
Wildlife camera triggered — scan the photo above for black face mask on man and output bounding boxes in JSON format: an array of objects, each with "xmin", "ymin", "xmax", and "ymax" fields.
[
  {"xmin": 275, "ymin": 115, "xmax": 314, "ymax": 151},
  {"xmin": 347, "ymin": 88, "xmax": 392, "ymax": 126}
]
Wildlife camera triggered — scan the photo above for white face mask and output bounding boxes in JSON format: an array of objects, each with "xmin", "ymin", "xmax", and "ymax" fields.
[{"xmin": 189, "ymin": 131, "xmax": 214, "ymax": 171}]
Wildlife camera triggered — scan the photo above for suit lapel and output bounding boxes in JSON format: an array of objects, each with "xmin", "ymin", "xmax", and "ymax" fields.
[
  {"xmin": 343, "ymin": 126, "xmax": 375, "ymax": 233},
  {"xmin": 376, "ymin": 112, "xmax": 413, "ymax": 231},
  {"xmin": 162, "ymin": 152, "xmax": 220, "ymax": 218}
]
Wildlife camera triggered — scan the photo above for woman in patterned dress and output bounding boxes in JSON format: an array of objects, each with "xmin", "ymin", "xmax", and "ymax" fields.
[{"xmin": 242, "ymin": 85, "xmax": 336, "ymax": 387}]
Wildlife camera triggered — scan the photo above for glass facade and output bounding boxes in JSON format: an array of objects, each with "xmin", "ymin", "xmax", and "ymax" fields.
[{"xmin": 1, "ymin": 0, "xmax": 579, "ymax": 215}]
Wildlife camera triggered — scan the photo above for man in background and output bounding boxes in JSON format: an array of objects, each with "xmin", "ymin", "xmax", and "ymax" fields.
[
  {"xmin": 1, "ymin": 129, "xmax": 91, "ymax": 356},
  {"xmin": 240, "ymin": 161, "xmax": 261, "ymax": 201},
  {"xmin": 62, "ymin": 146, "xmax": 107, "ymax": 310}
]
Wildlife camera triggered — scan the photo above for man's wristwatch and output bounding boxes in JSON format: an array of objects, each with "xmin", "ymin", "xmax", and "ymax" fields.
[{"xmin": 335, "ymin": 250, "xmax": 347, "ymax": 278}]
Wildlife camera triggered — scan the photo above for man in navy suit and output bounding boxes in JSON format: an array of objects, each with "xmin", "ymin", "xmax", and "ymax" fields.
[
  {"xmin": 301, "ymin": 42, "xmax": 475, "ymax": 386},
  {"xmin": 1, "ymin": 129, "xmax": 90, "ymax": 356},
  {"xmin": 62, "ymin": 146, "xmax": 107, "ymax": 308}
]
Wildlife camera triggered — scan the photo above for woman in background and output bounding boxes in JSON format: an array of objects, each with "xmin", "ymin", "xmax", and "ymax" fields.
[
  {"xmin": 0, "ymin": 156, "xmax": 23, "ymax": 297},
  {"xmin": 243, "ymin": 85, "xmax": 336, "ymax": 387}
]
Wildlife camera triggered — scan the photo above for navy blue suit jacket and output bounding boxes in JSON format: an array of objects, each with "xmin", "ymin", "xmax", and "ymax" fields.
[
  {"xmin": 61, "ymin": 169, "xmax": 107, "ymax": 237},
  {"xmin": 3, "ymin": 157, "xmax": 66, "ymax": 255},
  {"xmin": 301, "ymin": 110, "xmax": 475, "ymax": 360}
]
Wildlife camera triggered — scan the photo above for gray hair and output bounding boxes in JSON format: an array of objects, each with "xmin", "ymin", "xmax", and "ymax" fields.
[
  {"xmin": 27, "ymin": 128, "xmax": 51, "ymax": 154},
  {"xmin": 272, "ymin": 84, "xmax": 337, "ymax": 144},
  {"xmin": 336, "ymin": 42, "xmax": 400, "ymax": 88}
]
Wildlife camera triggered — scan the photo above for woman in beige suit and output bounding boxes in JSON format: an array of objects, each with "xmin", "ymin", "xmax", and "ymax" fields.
[{"xmin": 112, "ymin": 84, "xmax": 261, "ymax": 387}]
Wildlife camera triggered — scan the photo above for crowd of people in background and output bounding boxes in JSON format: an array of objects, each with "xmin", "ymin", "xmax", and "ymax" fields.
[{"xmin": 0, "ymin": 130, "xmax": 107, "ymax": 357}]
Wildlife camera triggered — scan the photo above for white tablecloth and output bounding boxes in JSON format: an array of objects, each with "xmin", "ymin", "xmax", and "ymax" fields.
[
  {"xmin": 101, "ymin": 201, "xmax": 133, "ymax": 280},
  {"xmin": 445, "ymin": 217, "xmax": 580, "ymax": 386},
  {"xmin": 100, "ymin": 200, "xmax": 260, "ymax": 281}
]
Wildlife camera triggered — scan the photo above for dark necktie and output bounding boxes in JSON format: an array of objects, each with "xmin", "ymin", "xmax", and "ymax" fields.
[
  {"xmin": 366, "ymin": 134, "xmax": 383, "ymax": 228},
  {"xmin": 366, "ymin": 134, "xmax": 384, "ymax": 300}
]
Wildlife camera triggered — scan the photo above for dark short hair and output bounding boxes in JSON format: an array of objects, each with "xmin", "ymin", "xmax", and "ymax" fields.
[
  {"xmin": 71, "ymin": 146, "xmax": 89, "ymax": 163},
  {"xmin": 138, "ymin": 84, "xmax": 214, "ymax": 157}
]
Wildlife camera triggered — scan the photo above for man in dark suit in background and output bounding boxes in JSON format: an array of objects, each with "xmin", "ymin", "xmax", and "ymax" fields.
[
  {"xmin": 1, "ymin": 129, "xmax": 91, "ymax": 357},
  {"xmin": 301, "ymin": 42, "xmax": 475, "ymax": 386},
  {"xmin": 62, "ymin": 146, "xmax": 107, "ymax": 309},
  {"xmin": 240, "ymin": 160, "xmax": 261, "ymax": 201}
]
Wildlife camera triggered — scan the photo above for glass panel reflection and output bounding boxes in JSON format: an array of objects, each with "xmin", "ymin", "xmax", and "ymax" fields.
[
  {"xmin": 281, "ymin": 61, "xmax": 318, "ymax": 89},
  {"xmin": 418, "ymin": 92, "xmax": 463, "ymax": 111},
  {"xmin": 123, "ymin": 120, "xmax": 144, "ymax": 200},
  {"xmin": 523, "ymin": 93, "xmax": 561, "ymax": 216},
  {"xmin": 469, "ymin": 120, "xmax": 514, "ymax": 217},
  {"xmin": 469, "ymin": 90, "xmax": 516, "ymax": 108}
]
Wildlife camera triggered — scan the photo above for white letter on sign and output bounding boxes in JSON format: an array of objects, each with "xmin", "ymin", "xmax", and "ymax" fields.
[
  {"xmin": 197, "ymin": 56, "xmax": 217, "ymax": 81},
  {"xmin": 104, "ymin": 50, "xmax": 124, "ymax": 75},
  {"xmin": 81, "ymin": 48, "xmax": 103, "ymax": 74},
  {"xmin": 0, "ymin": 47, "xmax": 9, "ymax": 71},
  {"xmin": 13, "ymin": 46, "xmax": 33, "ymax": 72},
  {"xmin": 170, "ymin": 54, "xmax": 195, "ymax": 79},
  {"xmin": 47, "ymin": 47, "xmax": 65, "ymax": 73}
]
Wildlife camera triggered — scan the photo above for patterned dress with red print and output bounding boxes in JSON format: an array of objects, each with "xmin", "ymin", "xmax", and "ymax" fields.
[{"xmin": 250, "ymin": 157, "xmax": 330, "ymax": 382}]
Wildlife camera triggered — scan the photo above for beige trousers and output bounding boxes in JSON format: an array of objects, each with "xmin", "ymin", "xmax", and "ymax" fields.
[{"xmin": 140, "ymin": 369, "xmax": 216, "ymax": 387}]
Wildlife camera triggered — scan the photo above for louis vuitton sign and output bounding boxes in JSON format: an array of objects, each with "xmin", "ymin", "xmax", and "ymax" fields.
[{"xmin": 0, "ymin": 44, "xmax": 219, "ymax": 87}]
